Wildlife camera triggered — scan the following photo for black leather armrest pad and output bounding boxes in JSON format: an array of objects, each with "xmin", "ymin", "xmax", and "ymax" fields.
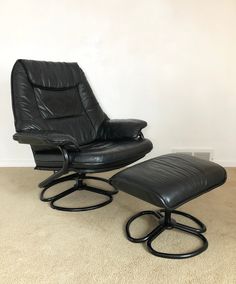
[
  {"xmin": 99, "ymin": 119, "xmax": 147, "ymax": 140},
  {"xmin": 13, "ymin": 131, "xmax": 79, "ymax": 149}
]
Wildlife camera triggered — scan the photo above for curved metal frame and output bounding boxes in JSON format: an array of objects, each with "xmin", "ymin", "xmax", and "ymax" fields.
[
  {"xmin": 38, "ymin": 146, "xmax": 118, "ymax": 212},
  {"xmin": 40, "ymin": 173, "xmax": 118, "ymax": 212},
  {"xmin": 126, "ymin": 209, "xmax": 208, "ymax": 259}
]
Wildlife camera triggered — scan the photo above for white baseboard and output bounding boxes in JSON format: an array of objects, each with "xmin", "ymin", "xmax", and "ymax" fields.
[
  {"xmin": 0, "ymin": 159, "xmax": 235, "ymax": 168},
  {"xmin": 0, "ymin": 160, "xmax": 35, "ymax": 167},
  {"xmin": 214, "ymin": 160, "xmax": 236, "ymax": 167}
]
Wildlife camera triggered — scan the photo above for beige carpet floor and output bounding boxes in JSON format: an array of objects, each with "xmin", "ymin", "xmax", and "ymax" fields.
[{"xmin": 0, "ymin": 167, "xmax": 235, "ymax": 284}]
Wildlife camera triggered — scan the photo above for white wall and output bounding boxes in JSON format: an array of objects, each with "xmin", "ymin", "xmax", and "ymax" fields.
[{"xmin": 0, "ymin": 0, "xmax": 236, "ymax": 166}]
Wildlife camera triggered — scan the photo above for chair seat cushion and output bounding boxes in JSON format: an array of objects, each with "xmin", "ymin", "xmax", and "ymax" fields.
[
  {"xmin": 110, "ymin": 154, "xmax": 227, "ymax": 210},
  {"xmin": 34, "ymin": 138, "xmax": 153, "ymax": 171}
]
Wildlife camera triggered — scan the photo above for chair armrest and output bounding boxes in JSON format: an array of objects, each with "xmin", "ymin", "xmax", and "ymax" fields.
[
  {"xmin": 13, "ymin": 131, "xmax": 80, "ymax": 149},
  {"xmin": 99, "ymin": 119, "xmax": 147, "ymax": 140}
]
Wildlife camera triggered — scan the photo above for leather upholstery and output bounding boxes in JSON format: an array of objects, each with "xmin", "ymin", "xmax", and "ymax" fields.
[
  {"xmin": 11, "ymin": 59, "xmax": 152, "ymax": 170},
  {"xmin": 98, "ymin": 119, "xmax": 147, "ymax": 140},
  {"xmin": 19, "ymin": 60, "xmax": 80, "ymax": 89},
  {"xmin": 11, "ymin": 59, "xmax": 107, "ymax": 146},
  {"xmin": 13, "ymin": 131, "xmax": 80, "ymax": 149},
  {"xmin": 34, "ymin": 139, "xmax": 152, "ymax": 170},
  {"xmin": 110, "ymin": 154, "xmax": 227, "ymax": 210}
]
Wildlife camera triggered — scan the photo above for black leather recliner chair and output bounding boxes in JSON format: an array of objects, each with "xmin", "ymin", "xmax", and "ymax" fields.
[{"xmin": 11, "ymin": 59, "xmax": 153, "ymax": 211}]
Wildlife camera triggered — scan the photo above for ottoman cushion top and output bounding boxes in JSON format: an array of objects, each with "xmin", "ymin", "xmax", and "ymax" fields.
[{"xmin": 110, "ymin": 154, "xmax": 226, "ymax": 210}]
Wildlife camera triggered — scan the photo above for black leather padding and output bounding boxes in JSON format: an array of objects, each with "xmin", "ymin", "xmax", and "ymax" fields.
[
  {"xmin": 11, "ymin": 59, "xmax": 107, "ymax": 145},
  {"xmin": 34, "ymin": 87, "xmax": 83, "ymax": 119},
  {"xmin": 99, "ymin": 119, "xmax": 147, "ymax": 140},
  {"xmin": 11, "ymin": 59, "xmax": 153, "ymax": 171},
  {"xmin": 110, "ymin": 154, "xmax": 227, "ymax": 210},
  {"xmin": 13, "ymin": 131, "xmax": 80, "ymax": 149},
  {"xmin": 34, "ymin": 138, "xmax": 153, "ymax": 170},
  {"xmin": 19, "ymin": 59, "xmax": 81, "ymax": 88}
]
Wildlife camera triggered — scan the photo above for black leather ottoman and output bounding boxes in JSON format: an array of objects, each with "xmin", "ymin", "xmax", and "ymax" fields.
[{"xmin": 110, "ymin": 154, "xmax": 227, "ymax": 259}]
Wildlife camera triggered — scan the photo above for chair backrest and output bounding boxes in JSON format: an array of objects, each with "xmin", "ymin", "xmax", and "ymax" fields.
[{"xmin": 11, "ymin": 59, "xmax": 107, "ymax": 146}]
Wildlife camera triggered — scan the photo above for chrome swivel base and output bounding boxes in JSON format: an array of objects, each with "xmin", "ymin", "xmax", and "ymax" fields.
[
  {"xmin": 40, "ymin": 172, "xmax": 118, "ymax": 212},
  {"xmin": 126, "ymin": 209, "xmax": 208, "ymax": 259}
]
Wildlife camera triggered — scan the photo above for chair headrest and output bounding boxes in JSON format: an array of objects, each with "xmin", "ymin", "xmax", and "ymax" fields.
[{"xmin": 18, "ymin": 59, "xmax": 81, "ymax": 89}]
